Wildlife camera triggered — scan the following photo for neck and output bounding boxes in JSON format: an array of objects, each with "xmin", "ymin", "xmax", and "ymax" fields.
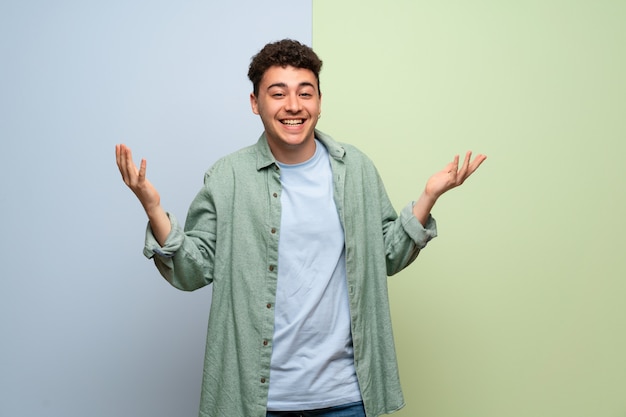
[{"xmin": 268, "ymin": 136, "xmax": 317, "ymax": 164}]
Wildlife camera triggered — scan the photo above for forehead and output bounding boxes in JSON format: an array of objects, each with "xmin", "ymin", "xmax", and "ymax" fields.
[{"xmin": 260, "ymin": 65, "xmax": 318, "ymax": 89}]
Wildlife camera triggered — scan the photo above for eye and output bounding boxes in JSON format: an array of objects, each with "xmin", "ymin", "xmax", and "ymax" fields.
[{"xmin": 272, "ymin": 93, "xmax": 285, "ymax": 98}]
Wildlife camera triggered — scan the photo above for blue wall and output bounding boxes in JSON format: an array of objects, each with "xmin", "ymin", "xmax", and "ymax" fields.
[{"xmin": 0, "ymin": 1, "xmax": 311, "ymax": 416}]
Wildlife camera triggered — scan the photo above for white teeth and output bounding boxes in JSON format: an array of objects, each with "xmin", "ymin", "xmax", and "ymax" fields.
[{"xmin": 282, "ymin": 119, "xmax": 303, "ymax": 125}]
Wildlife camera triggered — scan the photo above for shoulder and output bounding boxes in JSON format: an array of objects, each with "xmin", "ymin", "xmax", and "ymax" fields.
[
  {"xmin": 316, "ymin": 129, "xmax": 376, "ymax": 167},
  {"xmin": 341, "ymin": 142, "xmax": 372, "ymax": 161},
  {"xmin": 207, "ymin": 144, "xmax": 257, "ymax": 174},
  {"xmin": 335, "ymin": 140, "xmax": 379, "ymax": 176},
  {"xmin": 195, "ymin": 143, "xmax": 261, "ymax": 195}
]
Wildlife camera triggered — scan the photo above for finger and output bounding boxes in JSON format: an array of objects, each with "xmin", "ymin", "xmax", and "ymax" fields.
[
  {"xmin": 467, "ymin": 153, "xmax": 487, "ymax": 175},
  {"xmin": 120, "ymin": 145, "xmax": 140, "ymax": 185},
  {"xmin": 462, "ymin": 151, "xmax": 472, "ymax": 169},
  {"xmin": 123, "ymin": 146, "xmax": 138, "ymax": 176},
  {"xmin": 138, "ymin": 158, "xmax": 147, "ymax": 181},
  {"xmin": 447, "ymin": 154, "xmax": 460, "ymax": 173},
  {"xmin": 457, "ymin": 151, "xmax": 472, "ymax": 178},
  {"xmin": 116, "ymin": 144, "xmax": 130, "ymax": 181},
  {"xmin": 115, "ymin": 144, "xmax": 127, "ymax": 174}
]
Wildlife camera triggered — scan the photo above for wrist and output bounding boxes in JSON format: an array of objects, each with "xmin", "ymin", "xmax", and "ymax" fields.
[
  {"xmin": 412, "ymin": 191, "xmax": 438, "ymax": 226},
  {"xmin": 144, "ymin": 203, "xmax": 165, "ymax": 220},
  {"xmin": 419, "ymin": 189, "xmax": 439, "ymax": 206}
]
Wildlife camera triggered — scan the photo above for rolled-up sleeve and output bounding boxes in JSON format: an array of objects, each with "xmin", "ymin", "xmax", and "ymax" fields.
[
  {"xmin": 400, "ymin": 202, "xmax": 437, "ymax": 249},
  {"xmin": 142, "ymin": 212, "xmax": 184, "ymax": 259}
]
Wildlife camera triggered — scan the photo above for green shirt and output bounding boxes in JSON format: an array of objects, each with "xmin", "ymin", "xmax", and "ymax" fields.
[{"xmin": 144, "ymin": 130, "xmax": 437, "ymax": 417}]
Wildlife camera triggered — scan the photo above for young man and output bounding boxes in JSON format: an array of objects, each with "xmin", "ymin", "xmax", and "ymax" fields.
[{"xmin": 116, "ymin": 39, "xmax": 486, "ymax": 417}]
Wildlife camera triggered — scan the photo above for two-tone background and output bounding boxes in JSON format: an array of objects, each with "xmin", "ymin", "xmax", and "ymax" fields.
[{"xmin": 1, "ymin": 1, "xmax": 625, "ymax": 416}]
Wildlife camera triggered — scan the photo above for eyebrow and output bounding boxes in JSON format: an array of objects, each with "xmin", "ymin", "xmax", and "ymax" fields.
[{"xmin": 267, "ymin": 81, "xmax": 316, "ymax": 90}]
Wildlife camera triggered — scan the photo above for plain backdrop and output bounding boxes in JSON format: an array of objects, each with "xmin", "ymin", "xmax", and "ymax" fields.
[
  {"xmin": 0, "ymin": 1, "xmax": 311, "ymax": 416},
  {"xmin": 314, "ymin": 1, "xmax": 626, "ymax": 416}
]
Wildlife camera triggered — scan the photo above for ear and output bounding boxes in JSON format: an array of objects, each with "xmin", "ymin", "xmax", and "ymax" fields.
[{"xmin": 250, "ymin": 92, "xmax": 259, "ymax": 115}]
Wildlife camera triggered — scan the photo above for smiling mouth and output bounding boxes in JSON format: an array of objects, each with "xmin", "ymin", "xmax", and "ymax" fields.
[{"xmin": 281, "ymin": 119, "xmax": 304, "ymax": 126}]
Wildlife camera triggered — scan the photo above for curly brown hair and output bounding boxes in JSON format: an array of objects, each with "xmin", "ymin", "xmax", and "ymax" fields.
[{"xmin": 248, "ymin": 39, "xmax": 323, "ymax": 97}]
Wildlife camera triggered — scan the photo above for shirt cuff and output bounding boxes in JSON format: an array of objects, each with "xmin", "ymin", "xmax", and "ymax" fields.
[
  {"xmin": 142, "ymin": 212, "xmax": 185, "ymax": 259},
  {"xmin": 400, "ymin": 202, "xmax": 438, "ymax": 249}
]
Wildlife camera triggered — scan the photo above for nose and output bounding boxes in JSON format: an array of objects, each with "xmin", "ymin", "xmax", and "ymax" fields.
[{"xmin": 284, "ymin": 92, "xmax": 302, "ymax": 113}]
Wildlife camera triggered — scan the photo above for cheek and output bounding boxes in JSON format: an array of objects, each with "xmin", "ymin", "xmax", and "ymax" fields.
[
  {"xmin": 260, "ymin": 103, "xmax": 281, "ymax": 118},
  {"xmin": 310, "ymin": 99, "xmax": 321, "ymax": 112}
]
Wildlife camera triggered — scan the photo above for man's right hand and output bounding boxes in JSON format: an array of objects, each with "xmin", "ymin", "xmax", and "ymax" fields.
[{"xmin": 115, "ymin": 144, "xmax": 171, "ymax": 245}]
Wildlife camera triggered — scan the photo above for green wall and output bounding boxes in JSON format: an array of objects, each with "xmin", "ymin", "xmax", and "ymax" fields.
[{"xmin": 313, "ymin": 1, "xmax": 626, "ymax": 416}]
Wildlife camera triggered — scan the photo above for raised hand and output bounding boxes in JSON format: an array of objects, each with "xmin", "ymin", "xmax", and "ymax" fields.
[
  {"xmin": 115, "ymin": 144, "xmax": 161, "ymax": 213},
  {"xmin": 115, "ymin": 144, "xmax": 170, "ymax": 244},
  {"xmin": 412, "ymin": 151, "xmax": 487, "ymax": 226},
  {"xmin": 425, "ymin": 151, "xmax": 487, "ymax": 200}
]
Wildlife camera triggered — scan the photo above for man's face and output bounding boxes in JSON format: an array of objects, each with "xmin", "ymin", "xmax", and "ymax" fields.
[{"xmin": 250, "ymin": 65, "xmax": 322, "ymax": 164}]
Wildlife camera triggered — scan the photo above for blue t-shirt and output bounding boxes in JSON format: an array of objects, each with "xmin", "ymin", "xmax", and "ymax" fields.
[{"xmin": 267, "ymin": 140, "xmax": 362, "ymax": 411}]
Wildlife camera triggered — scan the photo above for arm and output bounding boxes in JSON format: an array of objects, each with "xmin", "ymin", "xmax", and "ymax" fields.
[
  {"xmin": 412, "ymin": 151, "xmax": 487, "ymax": 226},
  {"xmin": 115, "ymin": 144, "xmax": 171, "ymax": 245}
]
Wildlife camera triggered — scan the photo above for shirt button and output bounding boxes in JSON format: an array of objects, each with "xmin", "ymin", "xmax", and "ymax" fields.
[
  {"xmin": 261, "ymin": 378, "xmax": 266, "ymax": 383},
  {"xmin": 270, "ymin": 228, "xmax": 276, "ymax": 234},
  {"xmin": 269, "ymin": 265, "xmax": 274, "ymax": 272},
  {"xmin": 263, "ymin": 340, "xmax": 268, "ymax": 346},
  {"xmin": 266, "ymin": 303, "xmax": 272, "ymax": 309},
  {"xmin": 273, "ymin": 192, "xmax": 278, "ymax": 198}
]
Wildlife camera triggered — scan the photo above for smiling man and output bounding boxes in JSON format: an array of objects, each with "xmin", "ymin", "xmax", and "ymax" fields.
[
  {"xmin": 250, "ymin": 64, "xmax": 320, "ymax": 164},
  {"xmin": 116, "ymin": 39, "xmax": 486, "ymax": 417}
]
